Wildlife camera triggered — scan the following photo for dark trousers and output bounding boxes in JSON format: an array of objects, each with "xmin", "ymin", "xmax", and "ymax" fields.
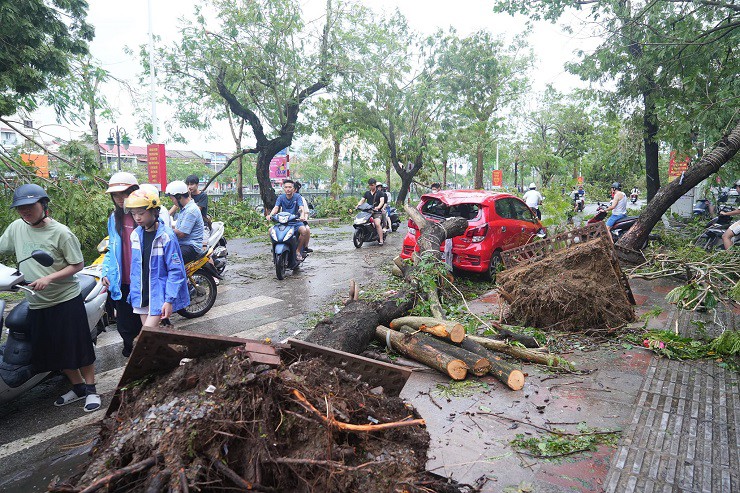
[
  {"xmin": 180, "ymin": 244, "xmax": 202, "ymax": 264},
  {"xmin": 116, "ymin": 284, "xmax": 143, "ymax": 353}
]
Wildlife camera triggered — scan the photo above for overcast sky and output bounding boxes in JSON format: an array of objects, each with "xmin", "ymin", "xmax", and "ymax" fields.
[{"xmin": 34, "ymin": 0, "xmax": 600, "ymax": 151}]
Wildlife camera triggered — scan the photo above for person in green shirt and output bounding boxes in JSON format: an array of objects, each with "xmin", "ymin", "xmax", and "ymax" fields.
[{"xmin": 0, "ymin": 184, "xmax": 100, "ymax": 412}]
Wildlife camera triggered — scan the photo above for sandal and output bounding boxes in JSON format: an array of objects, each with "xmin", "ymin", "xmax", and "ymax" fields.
[
  {"xmin": 54, "ymin": 390, "xmax": 86, "ymax": 407},
  {"xmin": 84, "ymin": 394, "xmax": 102, "ymax": 413}
]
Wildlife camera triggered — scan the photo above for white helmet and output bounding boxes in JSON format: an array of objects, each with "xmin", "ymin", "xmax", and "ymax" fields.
[
  {"xmin": 529, "ymin": 182, "xmax": 536, "ymax": 189},
  {"xmin": 166, "ymin": 180, "xmax": 188, "ymax": 196},
  {"xmin": 106, "ymin": 172, "xmax": 139, "ymax": 193},
  {"xmin": 139, "ymin": 183, "xmax": 160, "ymax": 198}
]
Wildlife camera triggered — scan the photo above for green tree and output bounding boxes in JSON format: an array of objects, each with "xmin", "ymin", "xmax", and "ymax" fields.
[
  {"xmin": 437, "ymin": 30, "xmax": 531, "ymax": 189},
  {"xmin": 0, "ymin": 0, "xmax": 93, "ymax": 117}
]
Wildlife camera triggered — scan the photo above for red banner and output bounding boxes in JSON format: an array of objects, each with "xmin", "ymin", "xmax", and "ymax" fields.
[
  {"xmin": 491, "ymin": 169, "xmax": 503, "ymax": 188},
  {"xmin": 668, "ymin": 150, "xmax": 690, "ymax": 182},
  {"xmin": 147, "ymin": 144, "xmax": 167, "ymax": 190}
]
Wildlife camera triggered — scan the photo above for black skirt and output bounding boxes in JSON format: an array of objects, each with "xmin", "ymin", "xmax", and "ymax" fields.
[{"xmin": 28, "ymin": 294, "xmax": 96, "ymax": 373}]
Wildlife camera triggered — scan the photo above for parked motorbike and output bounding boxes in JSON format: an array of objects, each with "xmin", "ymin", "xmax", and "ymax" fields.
[
  {"xmin": 353, "ymin": 203, "xmax": 386, "ymax": 248},
  {"xmin": 0, "ymin": 250, "xmax": 107, "ymax": 404},
  {"xmin": 207, "ymin": 221, "xmax": 228, "ymax": 277},
  {"xmin": 270, "ymin": 212, "xmax": 307, "ymax": 280}
]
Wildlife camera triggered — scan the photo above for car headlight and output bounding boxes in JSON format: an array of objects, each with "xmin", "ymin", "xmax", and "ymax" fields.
[{"xmin": 269, "ymin": 227, "xmax": 278, "ymax": 241}]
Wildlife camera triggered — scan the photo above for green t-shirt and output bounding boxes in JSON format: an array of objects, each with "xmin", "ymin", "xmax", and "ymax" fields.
[{"xmin": 0, "ymin": 219, "xmax": 83, "ymax": 309}]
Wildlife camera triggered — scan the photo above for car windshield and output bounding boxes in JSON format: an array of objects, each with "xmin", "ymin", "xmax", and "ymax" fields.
[{"xmin": 421, "ymin": 198, "xmax": 480, "ymax": 220}]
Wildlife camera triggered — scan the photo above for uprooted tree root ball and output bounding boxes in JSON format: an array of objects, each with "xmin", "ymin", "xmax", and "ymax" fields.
[
  {"xmin": 497, "ymin": 239, "xmax": 635, "ymax": 332},
  {"xmin": 52, "ymin": 348, "xmax": 465, "ymax": 493}
]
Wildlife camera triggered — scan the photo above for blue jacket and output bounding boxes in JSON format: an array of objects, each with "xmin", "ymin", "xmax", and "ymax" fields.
[
  {"xmin": 101, "ymin": 213, "xmax": 124, "ymax": 301},
  {"xmin": 128, "ymin": 221, "xmax": 190, "ymax": 316}
]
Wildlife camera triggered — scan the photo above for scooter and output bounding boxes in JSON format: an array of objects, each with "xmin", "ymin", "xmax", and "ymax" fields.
[
  {"xmin": 270, "ymin": 212, "xmax": 307, "ymax": 280},
  {"xmin": 0, "ymin": 250, "xmax": 108, "ymax": 404},
  {"xmin": 387, "ymin": 206, "xmax": 401, "ymax": 232},
  {"xmin": 694, "ymin": 204, "xmax": 736, "ymax": 251},
  {"xmin": 588, "ymin": 203, "xmax": 641, "ymax": 243},
  {"xmin": 353, "ymin": 203, "xmax": 386, "ymax": 248},
  {"xmin": 207, "ymin": 221, "xmax": 228, "ymax": 277},
  {"xmin": 177, "ymin": 223, "xmax": 226, "ymax": 319}
]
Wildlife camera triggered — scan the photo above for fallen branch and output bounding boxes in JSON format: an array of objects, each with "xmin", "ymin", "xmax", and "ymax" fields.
[
  {"xmin": 78, "ymin": 456, "xmax": 159, "ymax": 493},
  {"xmin": 208, "ymin": 454, "xmax": 279, "ymax": 493},
  {"xmin": 292, "ymin": 389, "xmax": 426, "ymax": 431},
  {"xmin": 390, "ymin": 316, "xmax": 465, "ymax": 343},
  {"xmin": 466, "ymin": 334, "xmax": 570, "ymax": 368}
]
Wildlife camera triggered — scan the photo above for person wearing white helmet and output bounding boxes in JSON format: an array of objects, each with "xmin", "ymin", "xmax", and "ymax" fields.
[
  {"xmin": 139, "ymin": 184, "xmax": 171, "ymax": 229},
  {"xmin": 101, "ymin": 172, "xmax": 141, "ymax": 358},
  {"xmin": 522, "ymin": 182, "xmax": 544, "ymax": 219},
  {"xmin": 166, "ymin": 180, "xmax": 204, "ymax": 263}
]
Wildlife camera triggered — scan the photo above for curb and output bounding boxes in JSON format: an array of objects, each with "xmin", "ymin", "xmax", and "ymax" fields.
[{"xmin": 310, "ymin": 217, "xmax": 342, "ymax": 225}]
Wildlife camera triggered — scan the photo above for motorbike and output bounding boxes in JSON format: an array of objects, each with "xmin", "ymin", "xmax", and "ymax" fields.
[
  {"xmin": 270, "ymin": 212, "xmax": 307, "ymax": 280},
  {"xmin": 353, "ymin": 203, "xmax": 386, "ymax": 248},
  {"xmin": 0, "ymin": 250, "xmax": 108, "ymax": 404},
  {"xmin": 692, "ymin": 199, "xmax": 713, "ymax": 218},
  {"xmin": 387, "ymin": 205, "xmax": 401, "ymax": 232},
  {"xmin": 177, "ymin": 222, "xmax": 225, "ymax": 318},
  {"xmin": 588, "ymin": 202, "xmax": 641, "ymax": 243},
  {"xmin": 694, "ymin": 204, "xmax": 736, "ymax": 251}
]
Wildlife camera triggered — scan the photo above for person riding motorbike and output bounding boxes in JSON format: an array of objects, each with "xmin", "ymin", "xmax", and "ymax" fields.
[
  {"xmin": 268, "ymin": 179, "xmax": 311, "ymax": 260},
  {"xmin": 720, "ymin": 180, "xmax": 740, "ymax": 250},
  {"xmin": 0, "ymin": 184, "xmax": 100, "ymax": 412},
  {"xmin": 604, "ymin": 182, "xmax": 628, "ymax": 230},
  {"xmin": 431, "ymin": 182, "xmax": 441, "ymax": 192},
  {"xmin": 101, "ymin": 172, "xmax": 142, "ymax": 358},
  {"xmin": 293, "ymin": 181, "xmax": 312, "ymax": 253},
  {"xmin": 126, "ymin": 189, "xmax": 190, "ymax": 328},
  {"xmin": 166, "ymin": 180, "xmax": 204, "ymax": 264},
  {"xmin": 377, "ymin": 182, "xmax": 391, "ymax": 232},
  {"xmin": 522, "ymin": 182, "xmax": 544, "ymax": 219},
  {"xmin": 357, "ymin": 178, "xmax": 386, "ymax": 246}
]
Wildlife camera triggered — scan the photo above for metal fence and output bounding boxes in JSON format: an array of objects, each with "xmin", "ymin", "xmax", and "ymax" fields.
[{"xmin": 210, "ymin": 190, "xmax": 398, "ymax": 206}]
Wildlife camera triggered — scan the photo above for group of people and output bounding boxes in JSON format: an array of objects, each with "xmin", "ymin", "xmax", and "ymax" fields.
[{"xmin": 0, "ymin": 172, "xmax": 213, "ymax": 413}]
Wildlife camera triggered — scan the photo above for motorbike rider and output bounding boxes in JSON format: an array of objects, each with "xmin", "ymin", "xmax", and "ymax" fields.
[
  {"xmin": 0, "ymin": 184, "xmax": 100, "ymax": 412},
  {"xmin": 166, "ymin": 180, "xmax": 204, "ymax": 264},
  {"xmin": 268, "ymin": 179, "xmax": 311, "ymax": 260},
  {"xmin": 293, "ymin": 181, "xmax": 312, "ymax": 253},
  {"xmin": 631, "ymin": 186, "xmax": 639, "ymax": 198},
  {"xmin": 357, "ymin": 178, "xmax": 386, "ymax": 246},
  {"xmin": 431, "ymin": 182, "xmax": 441, "ymax": 192},
  {"xmin": 604, "ymin": 182, "xmax": 628, "ymax": 230},
  {"xmin": 125, "ymin": 189, "xmax": 190, "ymax": 328},
  {"xmin": 377, "ymin": 183, "xmax": 391, "ymax": 232},
  {"xmin": 720, "ymin": 180, "xmax": 740, "ymax": 249},
  {"xmin": 522, "ymin": 182, "xmax": 544, "ymax": 219},
  {"xmin": 101, "ymin": 172, "xmax": 142, "ymax": 358}
]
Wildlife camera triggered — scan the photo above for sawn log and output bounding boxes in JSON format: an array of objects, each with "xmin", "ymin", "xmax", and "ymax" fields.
[
  {"xmin": 375, "ymin": 325, "xmax": 467, "ymax": 380},
  {"xmin": 390, "ymin": 316, "xmax": 465, "ymax": 343},
  {"xmin": 466, "ymin": 334, "xmax": 566, "ymax": 368},
  {"xmin": 396, "ymin": 325, "xmax": 489, "ymax": 376},
  {"xmin": 458, "ymin": 337, "xmax": 525, "ymax": 391}
]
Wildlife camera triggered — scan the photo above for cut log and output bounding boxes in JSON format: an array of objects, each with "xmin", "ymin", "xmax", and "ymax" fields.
[
  {"xmin": 396, "ymin": 325, "xmax": 489, "ymax": 376},
  {"xmin": 306, "ymin": 292, "xmax": 415, "ymax": 354},
  {"xmin": 376, "ymin": 325, "xmax": 467, "ymax": 380},
  {"xmin": 491, "ymin": 326, "xmax": 540, "ymax": 348},
  {"xmin": 458, "ymin": 337, "xmax": 525, "ymax": 391},
  {"xmin": 467, "ymin": 334, "xmax": 566, "ymax": 368},
  {"xmin": 390, "ymin": 316, "xmax": 465, "ymax": 343}
]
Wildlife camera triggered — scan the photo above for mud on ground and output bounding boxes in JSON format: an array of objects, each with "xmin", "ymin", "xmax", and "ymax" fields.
[{"xmin": 57, "ymin": 348, "xmax": 466, "ymax": 492}]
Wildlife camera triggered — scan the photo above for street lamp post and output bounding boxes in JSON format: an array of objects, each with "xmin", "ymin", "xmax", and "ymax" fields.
[{"xmin": 105, "ymin": 126, "xmax": 131, "ymax": 171}]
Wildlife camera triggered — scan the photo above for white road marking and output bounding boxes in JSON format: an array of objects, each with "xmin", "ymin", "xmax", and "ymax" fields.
[
  {"xmin": 0, "ymin": 366, "xmax": 123, "ymax": 460},
  {"xmin": 174, "ymin": 295, "xmax": 281, "ymax": 329}
]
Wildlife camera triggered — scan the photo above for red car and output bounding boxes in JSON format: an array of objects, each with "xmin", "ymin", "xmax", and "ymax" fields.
[{"xmin": 400, "ymin": 190, "xmax": 546, "ymax": 280}]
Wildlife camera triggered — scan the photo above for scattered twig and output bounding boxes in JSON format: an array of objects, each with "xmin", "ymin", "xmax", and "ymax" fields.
[{"xmin": 78, "ymin": 456, "xmax": 159, "ymax": 493}]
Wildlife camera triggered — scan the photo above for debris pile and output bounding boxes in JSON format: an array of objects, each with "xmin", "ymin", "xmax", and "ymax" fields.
[
  {"xmin": 497, "ymin": 239, "xmax": 635, "ymax": 331},
  {"xmin": 52, "ymin": 348, "xmax": 462, "ymax": 493}
]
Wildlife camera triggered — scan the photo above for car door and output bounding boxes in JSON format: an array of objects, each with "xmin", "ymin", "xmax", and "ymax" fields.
[
  {"xmin": 509, "ymin": 198, "xmax": 541, "ymax": 246},
  {"xmin": 491, "ymin": 198, "xmax": 520, "ymax": 251}
]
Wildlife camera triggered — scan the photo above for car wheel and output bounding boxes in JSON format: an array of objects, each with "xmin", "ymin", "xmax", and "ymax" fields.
[{"xmin": 482, "ymin": 252, "xmax": 503, "ymax": 282}]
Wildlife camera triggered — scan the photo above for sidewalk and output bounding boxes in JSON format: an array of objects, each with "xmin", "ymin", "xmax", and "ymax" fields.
[{"xmin": 402, "ymin": 276, "xmax": 738, "ymax": 492}]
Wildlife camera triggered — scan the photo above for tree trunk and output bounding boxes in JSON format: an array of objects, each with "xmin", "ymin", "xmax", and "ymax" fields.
[
  {"xmin": 443, "ymin": 159, "xmax": 448, "ymax": 189},
  {"xmin": 643, "ymin": 84, "xmax": 660, "ymax": 202},
  {"xmin": 386, "ymin": 160, "xmax": 392, "ymax": 192},
  {"xmin": 331, "ymin": 137, "xmax": 340, "ymax": 199},
  {"xmin": 237, "ymin": 147, "xmax": 244, "ymax": 201},
  {"xmin": 467, "ymin": 334, "xmax": 566, "ymax": 367},
  {"xmin": 256, "ymin": 146, "xmax": 283, "ymax": 211},
  {"xmin": 475, "ymin": 143, "xmax": 484, "ymax": 189},
  {"xmin": 390, "ymin": 316, "xmax": 465, "ymax": 343},
  {"xmin": 513, "ymin": 158, "xmax": 518, "ymax": 191},
  {"xmin": 619, "ymin": 121, "xmax": 740, "ymax": 250},
  {"xmin": 376, "ymin": 326, "xmax": 467, "ymax": 380},
  {"xmin": 397, "ymin": 325, "xmax": 489, "ymax": 376},
  {"xmin": 458, "ymin": 337, "xmax": 525, "ymax": 391},
  {"xmin": 396, "ymin": 172, "xmax": 414, "ymax": 206}
]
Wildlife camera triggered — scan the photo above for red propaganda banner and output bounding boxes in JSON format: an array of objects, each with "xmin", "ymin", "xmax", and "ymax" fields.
[
  {"xmin": 21, "ymin": 154, "xmax": 49, "ymax": 178},
  {"xmin": 147, "ymin": 144, "xmax": 167, "ymax": 190},
  {"xmin": 668, "ymin": 150, "xmax": 690, "ymax": 182},
  {"xmin": 492, "ymin": 169, "xmax": 503, "ymax": 188}
]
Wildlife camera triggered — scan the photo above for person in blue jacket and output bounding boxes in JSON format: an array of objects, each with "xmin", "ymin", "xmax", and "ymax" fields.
[
  {"xmin": 124, "ymin": 189, "xmax": 190, "ymax": 328},
  {"xmin": 101, "ymin": 172, "xmax": 141, "ymax": 357}
]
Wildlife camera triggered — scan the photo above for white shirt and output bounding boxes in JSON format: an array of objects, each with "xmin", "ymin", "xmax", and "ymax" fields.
[{"xmin": 522, "ymin": 190, "xmax": 543, "ymax": 208}]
